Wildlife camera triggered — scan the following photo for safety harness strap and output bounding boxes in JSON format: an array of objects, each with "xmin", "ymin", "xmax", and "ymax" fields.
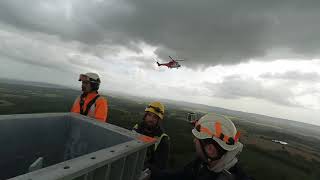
[
  {"xmin": 80, "ymin": 95, "xmax": 100, "ymax": 116},
  {"xmin": 154, "ymin": 133, "xmax": 169, "ymax": 151}
]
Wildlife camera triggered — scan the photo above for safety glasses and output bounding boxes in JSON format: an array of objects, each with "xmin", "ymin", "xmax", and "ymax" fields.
[
  {"xmin": 78, "ymin": 74, "xmax": 90, "ymax": 82},
  {"xmin": 194, "ymin": 122, "xmax": 240, "ymax": 145}
]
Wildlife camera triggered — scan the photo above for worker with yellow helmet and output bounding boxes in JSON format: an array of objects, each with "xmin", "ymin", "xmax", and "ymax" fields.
[
  {"xmin": 151, "ymin": 113, "xmax": 252, "ymax": 180},
  {"xmin": 133, "ymin": 101, "xmax": 170, "ymax": 171}
]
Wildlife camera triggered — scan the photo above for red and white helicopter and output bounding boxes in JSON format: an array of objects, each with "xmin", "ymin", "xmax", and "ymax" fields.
[{"xmin": 156, "ymin": 56, "xmax": 185, "ymax": 69}]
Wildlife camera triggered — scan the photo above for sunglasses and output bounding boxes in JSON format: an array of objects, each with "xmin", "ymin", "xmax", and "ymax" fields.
[{"xmin": 79, "ymin": 74, "xmax": 90, "ymax": 82}]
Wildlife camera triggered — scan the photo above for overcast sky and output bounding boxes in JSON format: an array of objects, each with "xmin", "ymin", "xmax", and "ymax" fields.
[{"xmin": 0, "ymin": 0, "xmax": 319, "ymax": 125}]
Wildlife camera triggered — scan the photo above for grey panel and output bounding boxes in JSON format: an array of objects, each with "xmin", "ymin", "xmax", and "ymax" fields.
[{"xmin": 0, "ymin": 113, "xmax": 154, "ymax": 180}]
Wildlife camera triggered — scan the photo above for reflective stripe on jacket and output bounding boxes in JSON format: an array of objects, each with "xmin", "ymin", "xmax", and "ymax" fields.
[
  {"xmin": 133, "ymin": 123, "xmax": 170, "ymax": 170},
  {"xmin": 133, "ymin": 124, "xmax": 169, "ymax": 151}
]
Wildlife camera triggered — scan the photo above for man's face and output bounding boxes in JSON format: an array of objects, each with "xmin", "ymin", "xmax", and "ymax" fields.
[
  {"xmin": 81, "ymin": 81, "xmax": 92, "ymax": 93},
  {"xmin": 144, "ymin": 112, "xmax": 160, "ymax": 128},
  {"xmin": 194, "ymin": 138, "xmax": 221, "ymax": 162}
]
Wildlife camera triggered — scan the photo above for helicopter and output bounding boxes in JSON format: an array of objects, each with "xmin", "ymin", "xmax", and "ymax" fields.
[{"xmin": 156, "ymin": 56, "xmax": 185, "ymax": 69}]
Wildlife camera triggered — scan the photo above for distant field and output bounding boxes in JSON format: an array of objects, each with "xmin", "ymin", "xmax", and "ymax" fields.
[
  {"xmin": 1, "ymin": 82, "xmax": 320, "ymax": 180},
  {"xmin": 0, "ymin": 100, "xmax": 14, "ymax": 106}
]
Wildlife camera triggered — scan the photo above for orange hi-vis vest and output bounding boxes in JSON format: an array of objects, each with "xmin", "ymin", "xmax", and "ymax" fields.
[{"xmin": 71, "ymin": 92, "xmax": 108, "ymax": 122}]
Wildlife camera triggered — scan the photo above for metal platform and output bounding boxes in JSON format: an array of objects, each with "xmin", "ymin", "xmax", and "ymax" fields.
[{"xmin": 0, "ymin": 113, "xmax": 155, "ymax": 180}]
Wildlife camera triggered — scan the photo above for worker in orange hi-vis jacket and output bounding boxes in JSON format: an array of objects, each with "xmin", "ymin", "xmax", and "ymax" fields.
[{"xmin": 71, "ymin": 72, "xmax": 108, "ymax": 122}]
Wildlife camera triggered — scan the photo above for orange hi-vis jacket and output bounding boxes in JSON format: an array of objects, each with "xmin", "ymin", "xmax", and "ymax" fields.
[{"xmin": 71, "ymin": 92, "xmax": 108, "ymax": 122}]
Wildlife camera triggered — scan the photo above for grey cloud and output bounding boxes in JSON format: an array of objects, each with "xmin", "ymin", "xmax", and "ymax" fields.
[
  {"xmin": 1, "ymin": 0, "xmax": 320, "ymax": 68},
  {"xmin": 67, "ymin": 54, "xmax": 105, "ymax": 71},
  {"xmin": 0, "ymin": 34, "xmax": 67, "ymax": 72},
  {"xmin": 205, "ymin": 75, "xmax": 298, "ymax": 107},
  {"xmin": 260, "ymin": 71, "xmax": 320, "ymax": 82},
  {"xmin": 0, "ymin": 1, "xmax": 76, "ymax": 40},
  {"xmin": 75, "ymin": 44, "xmax": 116, "ymax": 59},
  {"xmin": 98, "ymin": 0, "xmax": 271, "ymax": 65},
  {"xmin": 0, "ymin": 1, "xmax": 134, "ymax": 47},
  {"xmin": 0, "ymin": 24, "xmax": 104, "ymax": 74},
  {"xmin": 126, "ymin": 56, "xmax": 158, "ymax": 69},
  {"xmin": 296, "ymin": 87, "xmax": 320, "ymax": 96}
]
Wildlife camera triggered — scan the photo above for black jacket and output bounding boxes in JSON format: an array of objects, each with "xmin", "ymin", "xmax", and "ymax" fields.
[
  {"xmin": 133, "ymin": 122, "xmax": 170, "ymax": 170},
  {"xmin": 151, "ymin": 158, "xmax": 253, "ymax": 180}
]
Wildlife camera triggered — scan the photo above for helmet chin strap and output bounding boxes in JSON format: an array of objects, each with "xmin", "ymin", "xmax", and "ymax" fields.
[{"xmin": 199, "ymin": 140, "xmax": 222, "ymax": 163}]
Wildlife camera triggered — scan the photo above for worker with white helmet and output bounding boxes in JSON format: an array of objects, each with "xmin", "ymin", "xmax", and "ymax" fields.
[
  {"xmin": 133, "ymin": 101, "xmax": 170, "ymax": 171},
  {"xmin": 71, "ymin": 73, "xmax": 108, "ymax": 122},
  {"xmin": 151, "ymin": 113, "xmax": 253, "ymax": 180}
]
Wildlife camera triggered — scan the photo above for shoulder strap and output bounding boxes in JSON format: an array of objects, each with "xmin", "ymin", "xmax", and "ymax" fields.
[
  {"xmin": 80, "ymin": 95, "xmax": 100, "ymax": 116},
  {"xmin": 216, "ymin": 170, "xmax": 235, "ymax": 180},
  {"xmin": 79, "ymin": 94, "xmax": 85, "ymax": 115},
  {"xmin": 154, "ymin": 133, "xmax": 169, "ymax": 151},
  {"xmin": 133, "ymin": 124, "xmax": 139, "ymax": 130}
]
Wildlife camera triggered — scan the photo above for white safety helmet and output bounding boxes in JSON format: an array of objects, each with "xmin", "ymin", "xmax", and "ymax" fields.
[
  {"xmin": 78, "ymin": 73, "xmax": 101, "ymax": 83},
  {"xmin": 78, "ymin": 72, "xmax": 101, "ymax": 91},
  {"xmin": 192, "ymin": 113, "xmax": 241, "ymax": 151}
]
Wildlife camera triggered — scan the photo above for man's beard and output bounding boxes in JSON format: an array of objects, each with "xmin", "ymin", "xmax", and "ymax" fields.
[{"xmin": 145, "ymin": 122, "xmax": 156, "ymax": 131}]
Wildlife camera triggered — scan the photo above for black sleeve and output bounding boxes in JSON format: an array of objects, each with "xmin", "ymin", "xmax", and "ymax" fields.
[
  {"xmin": 150, "ymin": 159, "xmax": 199, "ymax": 180},
  {"xmin": 231, "ymin": 163, "xmax": 256, "ymax": 180},
  {"xmin": 153, "ymin": 136, "xmax": 170, "ymax": 169},
  {"xmin": 150, "ymin": 168, "xmax": 188, "ymax": 180}
]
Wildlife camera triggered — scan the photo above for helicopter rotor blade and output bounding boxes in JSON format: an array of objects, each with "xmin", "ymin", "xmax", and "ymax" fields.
[{"xmin": 169, "ymin": 56, "xmax": 186, "ymax": 61}]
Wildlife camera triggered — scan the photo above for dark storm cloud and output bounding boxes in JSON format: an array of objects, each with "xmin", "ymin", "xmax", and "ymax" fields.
[
  {"xmin": 205, "ymin": 75, "xmax": 298, "ymax": 107},
  {"xmin": 260, "ymin": 71, "xmax": 320, "ymax": 82},
  {"xmin": 0, "ymin": 0, "xmax": 320, "ymax": 67}
]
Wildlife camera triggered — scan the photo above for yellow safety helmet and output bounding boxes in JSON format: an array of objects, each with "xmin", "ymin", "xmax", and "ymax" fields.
[{"xmin": 145, "ymin": 102, "xmax": 165, "ymax": 120}]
